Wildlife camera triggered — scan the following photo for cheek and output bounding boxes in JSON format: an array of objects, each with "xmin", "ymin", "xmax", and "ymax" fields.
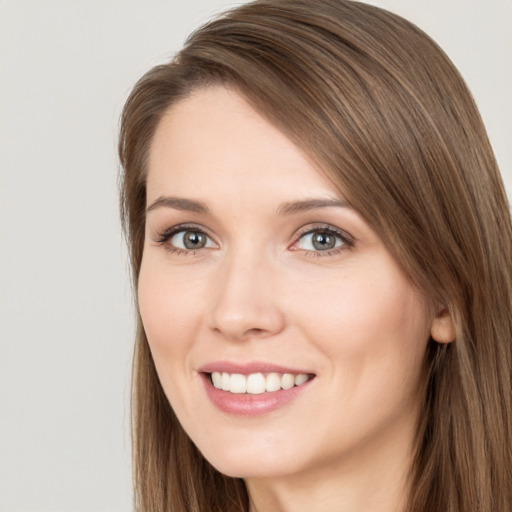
[
  {"xmin": 290, "ymin": 270, "xmax": 431, "ymax": 445},
  {"xmin": 287, "ymin": 263, "xmax": 432, "ymax": 383},
  {"xmin": 137, "ymin": 257, "xmax": 210, "ymax": 417},
  {"xmin": 137, "ymin": 258, "xmax": 203, "ymax": 363}
]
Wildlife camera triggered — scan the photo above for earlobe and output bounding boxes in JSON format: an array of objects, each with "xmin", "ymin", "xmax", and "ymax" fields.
[{"xmin": 431, "ymin": 306, "xmax": 456, "ymax": 344}]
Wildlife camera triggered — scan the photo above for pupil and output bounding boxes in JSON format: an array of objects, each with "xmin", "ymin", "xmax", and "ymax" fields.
[
  {"xmin": 184, "ymin": 231, "xmax": 205, "ymax": 249},
  {"xmin": 312, "ymin": 232, "xmax": 335, "ymax": 250}
]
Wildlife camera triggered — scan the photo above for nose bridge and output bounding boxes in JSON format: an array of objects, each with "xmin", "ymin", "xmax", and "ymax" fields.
[{"xmin": 209, "ymin": 243, "xmax": 284, "ymax": 340}]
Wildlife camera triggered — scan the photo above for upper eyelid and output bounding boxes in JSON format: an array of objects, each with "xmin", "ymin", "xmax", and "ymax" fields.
[
  {"xmin": 154, "ymin": 223, "xmax": 217, "ymax": 243},
  {"xmin": 293, "ymin": 223, "xmax": 354, "ymax": 242}
]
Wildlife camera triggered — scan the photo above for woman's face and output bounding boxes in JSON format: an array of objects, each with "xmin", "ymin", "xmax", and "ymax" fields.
[{"xmin": 139, "ymin": 86, "xmax": 435, "ymax": 481}]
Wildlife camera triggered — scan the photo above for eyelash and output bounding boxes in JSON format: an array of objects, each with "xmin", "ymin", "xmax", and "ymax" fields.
[
  {"xmin": 291, "ymin": 224, "xmax": 354, "ymax": 258},
  {"xmin": 154, "ymin": 224, "xmax": 213, "ymax": 255},
  {"xmin": 153, "ymin": 223, "xmax": 354, "ymax": 257}
]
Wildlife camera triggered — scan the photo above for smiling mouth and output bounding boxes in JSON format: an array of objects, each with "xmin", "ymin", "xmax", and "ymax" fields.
[{"xmin": 209, "ymin": 371, "xmax": 314, "ymax": 394}]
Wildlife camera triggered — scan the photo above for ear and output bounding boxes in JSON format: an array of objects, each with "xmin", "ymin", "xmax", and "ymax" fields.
[{"xmin": 431, "ymin": 306, "xmax": 456, "ymax": 344}]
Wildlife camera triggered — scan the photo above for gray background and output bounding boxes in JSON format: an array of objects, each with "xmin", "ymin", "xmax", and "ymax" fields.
[{"xmin": 1, "ymin": 1, "xmax": 510, "ymax": 510}]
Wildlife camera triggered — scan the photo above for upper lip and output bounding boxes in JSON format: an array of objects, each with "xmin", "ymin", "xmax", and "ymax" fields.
[{"xmin": 198, "ymin": 361, "xmax": 314, "ymax": 375}]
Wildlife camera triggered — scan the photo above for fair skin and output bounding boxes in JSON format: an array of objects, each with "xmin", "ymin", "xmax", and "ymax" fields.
[{"xmin": 138, "ymin": 86, "xmax": 454, "ymax": 512}]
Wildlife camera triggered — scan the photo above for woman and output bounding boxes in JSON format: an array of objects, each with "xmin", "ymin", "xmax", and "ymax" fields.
[{"xmin": 118, "ymin": 1, "xmax": 512, "ymax": 510}]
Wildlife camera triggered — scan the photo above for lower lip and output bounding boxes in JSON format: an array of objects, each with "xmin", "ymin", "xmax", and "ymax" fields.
[{"xmin": 201, "ymin": 373, "xmax": 314, "ymax": 416}]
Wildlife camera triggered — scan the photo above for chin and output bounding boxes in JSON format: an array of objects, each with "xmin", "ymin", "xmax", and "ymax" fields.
[
  {"xmin": 194, "ymin": 432, "xmax": 309, "ymax": 479},
  {"xmin": 207, "ymin": 455, "xmax": 296, "ymax": 480}
]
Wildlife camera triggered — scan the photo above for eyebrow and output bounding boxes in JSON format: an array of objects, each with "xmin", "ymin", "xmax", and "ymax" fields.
[
  {"xmin": 146, "ymin": 196, "xmax": 211, "ymax": 215},
  {"xmin": 277, "ymin": 198, "xmax": 349, "ymax": 216},
  {"xmin": 145, "ymin": 195, "xmax": 349, "ymax": 216}
]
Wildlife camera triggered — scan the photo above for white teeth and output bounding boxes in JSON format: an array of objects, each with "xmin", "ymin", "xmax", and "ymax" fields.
[
  {"xmin": 247, "ymin": 373, "xmax": 266, "ymax": 394},
  {"xmin": 221, "ymin": 372, "xmax": 230, "ymax": 391},
  {"xmin": 230, "ymin": 373, "xmax": 247, "ymax": 393},
  {"xmin": 210, "ymin": 371, "xmax": 311, "ymax": 394},
  {"xmin": 281, "ymin": 373, "xmax": 295, "ymax": 390},
  {"xmin": 295, "ymin": 374, "xmax": 309, "ymax": 386},
  {"xmin": 266, "ymin": 372, "xmax": 281, "ymax": 392},
  {"xmin": 211, "ymin": 371, "xmax": 222, "ymax": 388}
]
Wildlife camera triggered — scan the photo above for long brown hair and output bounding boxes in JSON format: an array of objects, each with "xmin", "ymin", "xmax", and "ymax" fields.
[{"xmin": 118, "ymin": 1, "xmax": 512, "ymax": 510}]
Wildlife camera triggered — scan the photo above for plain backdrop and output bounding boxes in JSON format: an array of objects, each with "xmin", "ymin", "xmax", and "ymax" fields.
[{"xmin": 0, "ymin": 1, "xmax": 510, "ymax": 510}]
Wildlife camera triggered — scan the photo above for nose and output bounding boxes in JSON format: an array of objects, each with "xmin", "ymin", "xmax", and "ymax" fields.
[{"xmin": 209, "ymin": 251, "xmax": 286, "ymax": 341}]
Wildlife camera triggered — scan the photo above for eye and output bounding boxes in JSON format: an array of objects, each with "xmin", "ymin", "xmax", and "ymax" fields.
[
  {"xmin": 293, "ymin": 226, "xmax": 352, "ymax": 254},
  {"xmin": 170, "ymin": 230, "xmax": 215, "ymax": 250},
  {"xmin": 155, "ymin": 225, "xmax": 217, "ymax": 253}
]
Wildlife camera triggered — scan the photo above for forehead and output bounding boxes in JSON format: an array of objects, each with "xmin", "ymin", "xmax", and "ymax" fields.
[{"xmin": 146, "ymin": 86, "xmax": 341, "ymax": 204}]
